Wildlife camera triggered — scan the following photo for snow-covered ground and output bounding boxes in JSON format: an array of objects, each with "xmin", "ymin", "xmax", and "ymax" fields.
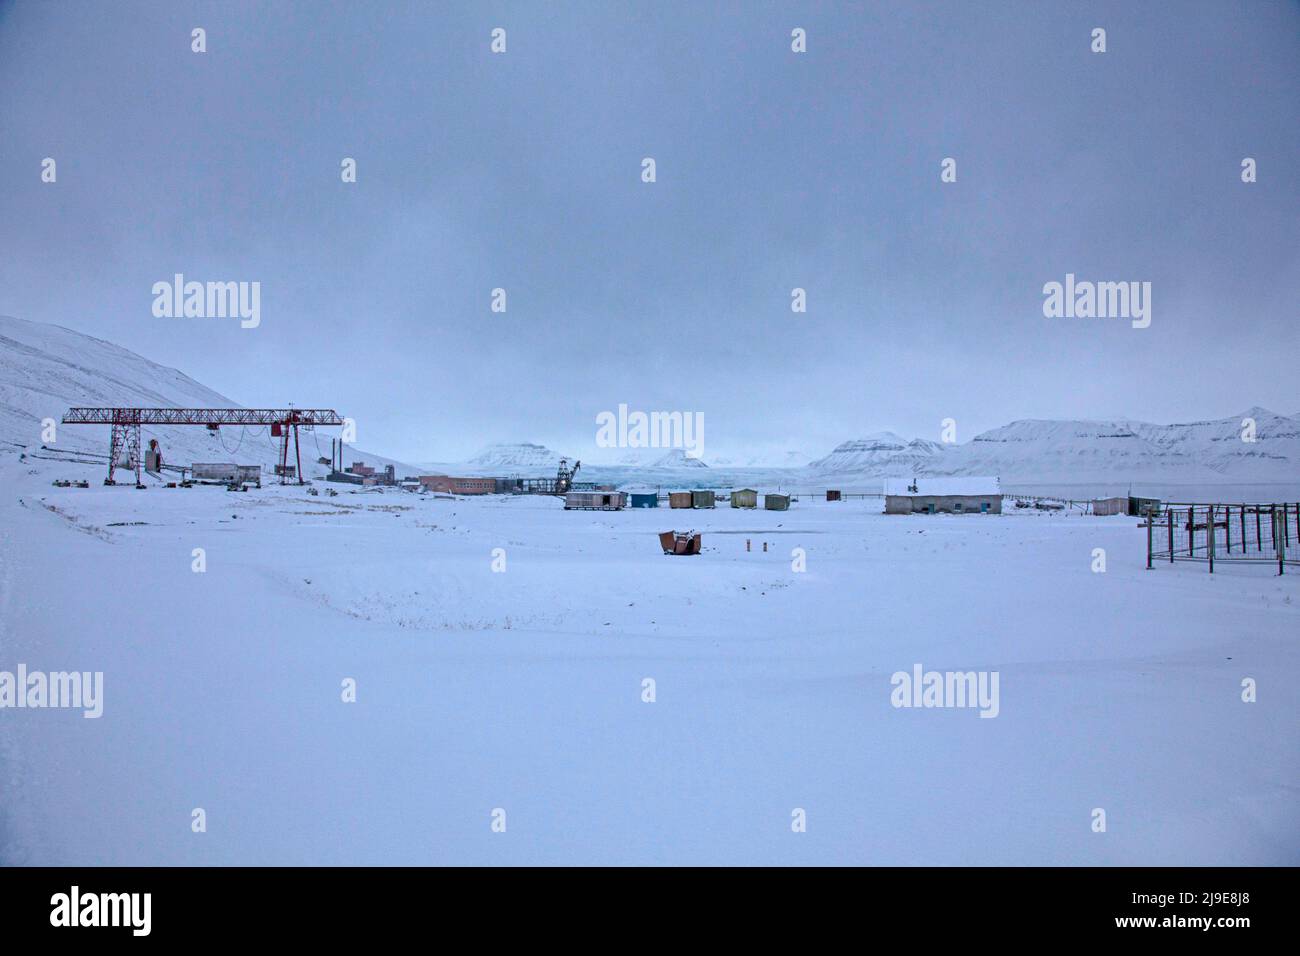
[{"xmin": 2, "ymin": 452, "xmax": 1296, "ymax": 865}]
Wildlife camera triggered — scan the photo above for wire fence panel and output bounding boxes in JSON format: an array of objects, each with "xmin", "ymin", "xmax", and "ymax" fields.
[{"xmin": 1148, "ymin": 503, "xmax": 1298, "ymax": 573}]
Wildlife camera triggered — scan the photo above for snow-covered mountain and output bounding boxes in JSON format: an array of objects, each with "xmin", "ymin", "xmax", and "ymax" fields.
[
  {"xmin": 806, "ymin": 433, "xmax": 946, "ymax": 475},
  {"xmin": 652, "ymin": 449, "xmax": 707, "ymax": 468},
  {"xmin": 935, "ymin": 419, "xmax": 1211, "ymax": 482},
  {"xmin": 804, "ymin": 411, "xmax": 1299, "ymax": 482},
  {"xmin": 1121, "ymin": 407, "xmax": 1300, "ymax": 478},
  {"xmin": 0, "ymin": 314, "xmax": 408, "ymax": 478},
  {"xmin": 464, "ymin": 442, "xmax": 569, "ymax": 471}
]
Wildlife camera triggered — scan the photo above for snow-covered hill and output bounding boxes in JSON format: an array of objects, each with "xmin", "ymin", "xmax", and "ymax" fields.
[
  {"xmin": 1122, "ymin": 407, "xmax": 1300, "ymax": 478},
  {"xmin": 806, "ymin": 433, "xmax": 947, "ymax": 476},
  {"xmin": 939, "ymin": 419, "xmax": 1214, "ymax": 482},
  {"xmin": 0, "ymin": 314, "xmax": 408, "ymax": 479},
  {"xmin": 463, "ymin": 442, "xmax": 570, "ymax": 471},
  {"xmin": 652, "ymin": 449, "xmax": 707, "ymax": 468},
  {"xmin": 804, "ymin": 411, "xmax": 1298, "ymax": 482}
]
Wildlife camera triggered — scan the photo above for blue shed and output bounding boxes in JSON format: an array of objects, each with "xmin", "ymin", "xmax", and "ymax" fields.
[{"xmin": 630, "ymin": 493, "xmax": 658, "ymax": 508}]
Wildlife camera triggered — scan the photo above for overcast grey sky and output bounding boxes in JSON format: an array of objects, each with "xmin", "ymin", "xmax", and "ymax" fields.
[{"xmin": 1, "ymin": 0, "xmax": 1297, "ymax": 463}]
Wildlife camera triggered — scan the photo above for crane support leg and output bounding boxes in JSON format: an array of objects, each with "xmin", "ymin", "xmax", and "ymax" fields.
[
  {"xmin": 107, "ymin": 421, "xmax": 142, "ymax": 486},
  {"xmin": 277, "ymin": 421, "xmax": 305, "ymax": 484}
]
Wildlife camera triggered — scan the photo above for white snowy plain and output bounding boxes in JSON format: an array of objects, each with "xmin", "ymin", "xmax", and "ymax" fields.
[{"xmin": 1, "ymin": 457, "xmax": 1297, "ymax": 866}]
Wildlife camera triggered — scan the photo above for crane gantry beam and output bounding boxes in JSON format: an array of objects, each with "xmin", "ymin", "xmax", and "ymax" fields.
[
  {"xmin": 61, "ymin": 407, "xmax": 346, "ymax": 486},
  {"xmin": 62, "ymin": 408, "xmax": 344, "ymax": 426}
]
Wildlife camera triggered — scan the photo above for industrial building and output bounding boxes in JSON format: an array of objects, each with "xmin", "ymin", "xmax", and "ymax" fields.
[
  {"xmin": 327, "ymin": 470, "xmax": 364, "ymax": 485},
  {"xmin": 884, "ymin": 478, "xmax": 1001, "ymax": 514},
  {"xmin": 418, "ymin": 475, "xmax": 496, "ymax": 495},
  {"xmin": 342, "ymin": 461, "xmax": 396, "ymax": 486},
  {"xmin": 324, "ymin": 453, "xmax": 398, "ymax": 486},
  {"xmin": 730, "ymin": 488, "xmax": 758, "ymax": 509},
  {"xmin": 192, "ymin": 463, "xmax": 261, "ymax": 486}
]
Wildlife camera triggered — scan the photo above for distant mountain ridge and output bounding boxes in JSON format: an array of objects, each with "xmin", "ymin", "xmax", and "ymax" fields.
[
  {"xmin": 807, "ymin": 409, "xmax": 1299, "ymax": 481},
  {"xmin": 3, "ymin": 315, "xmax": 1293, "ymax": 484}
]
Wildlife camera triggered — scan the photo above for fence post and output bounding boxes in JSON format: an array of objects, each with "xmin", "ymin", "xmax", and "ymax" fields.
[
  {"xmin": 1208, "ymin": 506, "xmax": 1215, "ymax": 573},
  {"xmin": 1168, "ymin": 508, "xmax": 1174, "ymax": 563},
  {"xmin": 1225, "ymin": 504, "xmax": 1231, "ymax": 553},
  {"xmin": 1146, "ymin": 513, "xmax": 1153, "ymax": 569},
  {"xmin": 1278, "ymin": 509, "xmax": 1286, "ymax": 576}
]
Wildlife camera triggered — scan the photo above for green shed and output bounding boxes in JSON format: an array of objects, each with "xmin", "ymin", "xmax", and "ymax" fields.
[{"xmin": 730, "ymin": 488, "xmax": 758, "ymax": 508}]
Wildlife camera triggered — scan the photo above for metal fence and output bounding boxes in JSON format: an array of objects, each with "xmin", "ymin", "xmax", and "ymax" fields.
[{"xmin": 1147, "ymin": 503, "xmax": 1299, "ymax": 573}]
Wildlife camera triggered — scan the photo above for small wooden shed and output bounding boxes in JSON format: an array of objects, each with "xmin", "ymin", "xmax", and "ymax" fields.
[
  {"xmin": 730, "ymin": 488, "xmax": 758, "ymax": 509},
  {"xmin": 1092, "ymin": 496, "xmax": 1127, "ymax": 516},
  {"xmin": 564, "ymin": 491, "xmax": 626, "ymax": 511},
  {"xmin": 764, "ymin": 493, "xmax": 791, "ymax": 511}
]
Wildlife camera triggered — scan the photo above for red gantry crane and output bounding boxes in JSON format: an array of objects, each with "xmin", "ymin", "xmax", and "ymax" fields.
[{"xmin": 61, "ymin": 407, "xmax": 346, "ymax": 487}]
